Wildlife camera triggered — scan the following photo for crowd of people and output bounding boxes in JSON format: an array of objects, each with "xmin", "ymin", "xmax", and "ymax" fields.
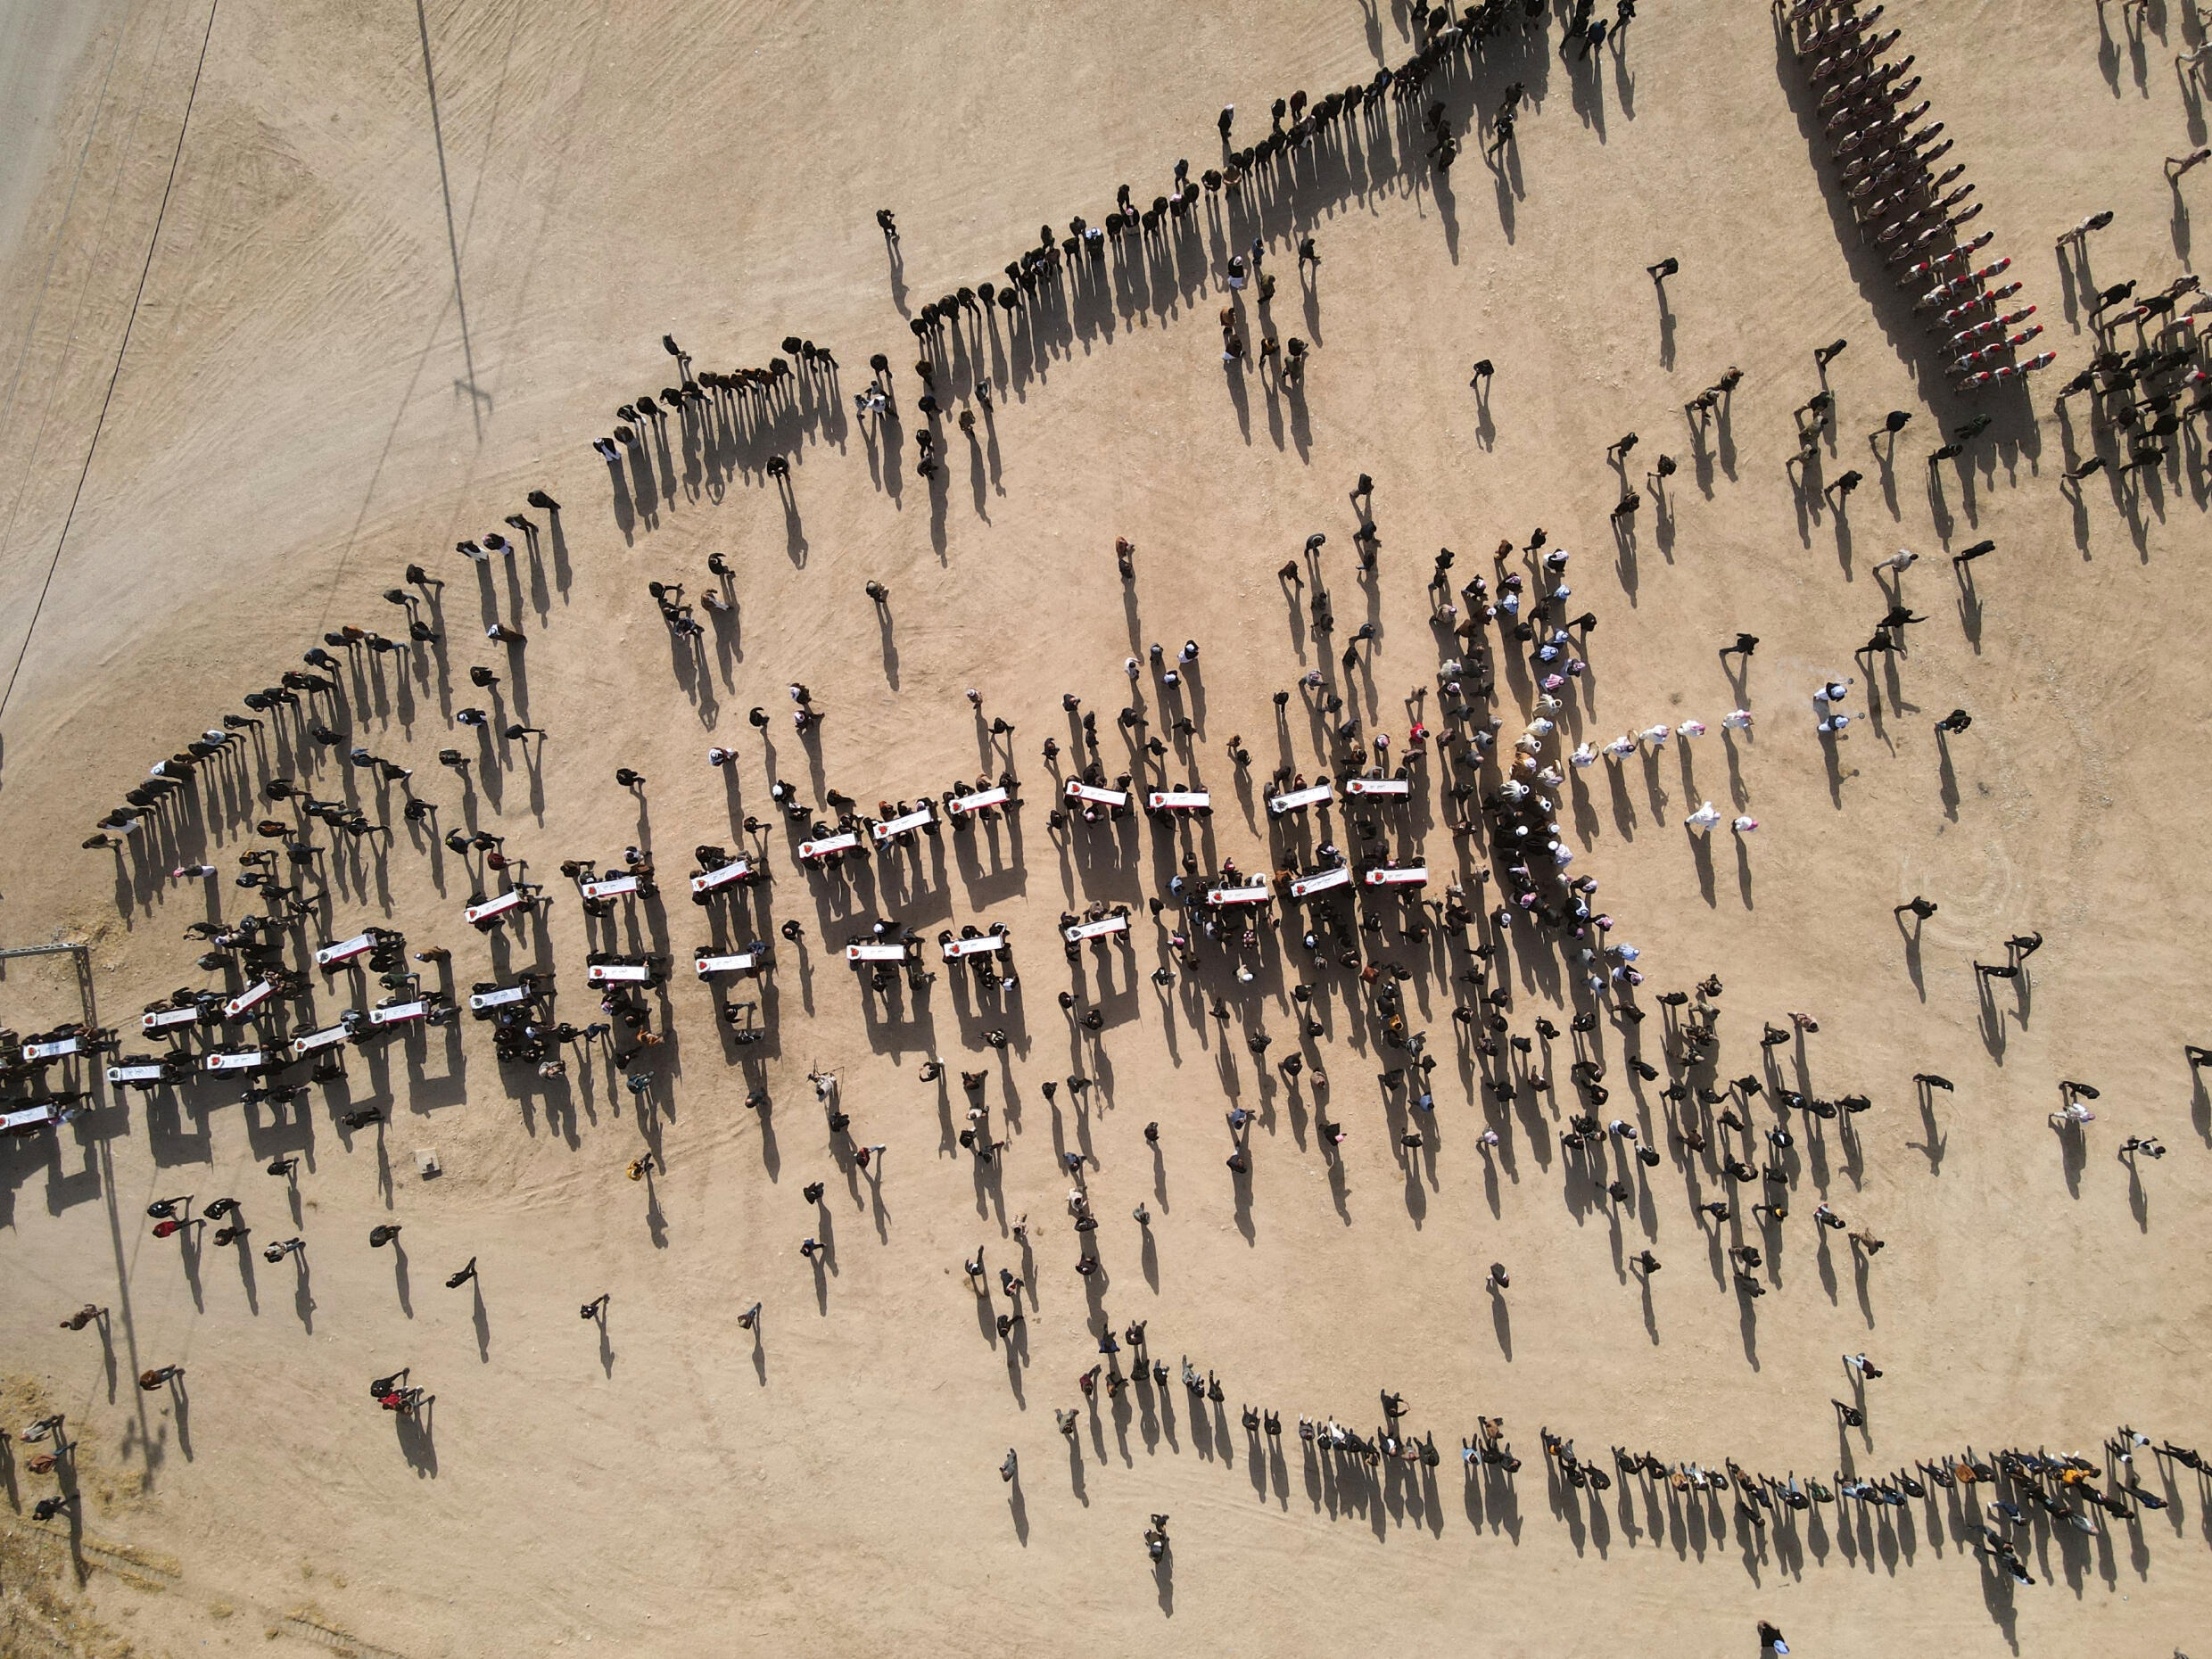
[
  {"xmin": 1018, "ymin": 1292, "xmax": 2209, "ymax": 1580},
  {"xmin": 4, "ymin": 4, "xmax": 2204, "ymax": 1644},
  {"xmin": 1788, "ymin": 0, "xmax": 2054, "ymax": 396}
]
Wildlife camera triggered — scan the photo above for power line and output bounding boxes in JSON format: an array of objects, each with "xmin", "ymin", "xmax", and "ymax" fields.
[{"xmin": 0, "ymin": 0, "xmax": 221, "ymax": 723}]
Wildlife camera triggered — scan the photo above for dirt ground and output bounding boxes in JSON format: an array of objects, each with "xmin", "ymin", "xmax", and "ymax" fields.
[{"xmin": 1, "ymin": 1, "xmax": 2209, "ymax": 1655}]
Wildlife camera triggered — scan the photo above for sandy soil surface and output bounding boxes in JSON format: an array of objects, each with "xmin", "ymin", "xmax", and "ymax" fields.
[{"xmin": 1, "ymin": 2, "xmax": 2209, "ymax": 1655}]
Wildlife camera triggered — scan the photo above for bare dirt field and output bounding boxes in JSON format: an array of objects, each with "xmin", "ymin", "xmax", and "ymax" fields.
[{"xmin": 2, "ymin": 2, "xmax": 2209, "ymax": 1655}]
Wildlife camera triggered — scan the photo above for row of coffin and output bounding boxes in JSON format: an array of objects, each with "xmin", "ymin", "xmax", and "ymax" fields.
[
  {"xmin": 797, "ymin": 772, "xmax": 1411, "ymax": 859},
  {"xmin": 0, "ymin": 772, "xmax": 1435, "ymax": 1112}
]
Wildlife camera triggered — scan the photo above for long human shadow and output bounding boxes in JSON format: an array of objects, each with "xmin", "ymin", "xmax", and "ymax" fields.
[{"xmin": 887, "ymin": 11, "xmax": 1554, "ymax": 430}]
